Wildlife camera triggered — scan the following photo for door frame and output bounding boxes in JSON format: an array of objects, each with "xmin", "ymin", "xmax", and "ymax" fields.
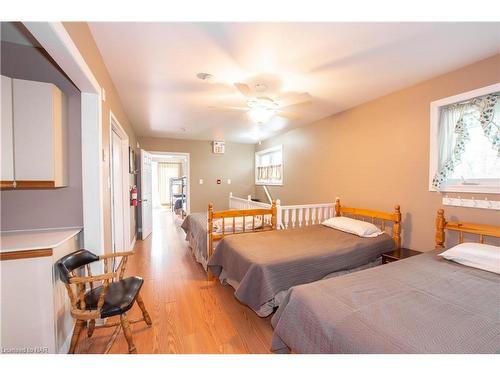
[
  {"xmin": 23, "ymin": 22, "xmax": 104, "ymax": 253},
  {"xmin": 150, "ymin": 151, "xmax": 190, "ymax": 215},
  {"xmin": 109, "ymin": 111, "xmax": 131, "ymax": 252}
]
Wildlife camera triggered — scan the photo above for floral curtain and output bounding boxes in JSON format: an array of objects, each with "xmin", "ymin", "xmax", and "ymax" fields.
[{"xmin": 432, "ymin": 93, "xmax": 499, "ymax": 189}]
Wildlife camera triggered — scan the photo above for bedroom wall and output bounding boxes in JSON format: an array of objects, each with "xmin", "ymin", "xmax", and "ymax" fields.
[
  {"xmin": 63, "ymin": 22, "xmax": 139, "ymax": 248},
  {"xmin": 0, "ymin": 40, "xmax": 83, "ymax": 231},
  {"xmin": 138, "ymin": 137, "xmax": 256, "ymax": 212},
  {"xmin": 256, "ymin": 54, "xmax": 500, "ymax": 251}
]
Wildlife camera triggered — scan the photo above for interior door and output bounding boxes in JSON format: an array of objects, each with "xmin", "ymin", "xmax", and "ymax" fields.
[
  {"xmin": 140, "ymin": 149, "xmax": 153, "ymax": 240},
  {"xmin": 110, "ymin": 129, "xmax": 124, "ymax": 252}
]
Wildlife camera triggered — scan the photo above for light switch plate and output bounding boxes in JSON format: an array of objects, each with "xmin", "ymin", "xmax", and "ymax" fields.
[{"xmin": 227, "ymin": 179, "xmax": 231, "ymax": 184}]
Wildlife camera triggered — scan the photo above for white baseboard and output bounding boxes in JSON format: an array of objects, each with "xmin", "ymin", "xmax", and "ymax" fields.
[{"xmin": 59, "ymin": 331, "xmax": 72, "ymax": 354}]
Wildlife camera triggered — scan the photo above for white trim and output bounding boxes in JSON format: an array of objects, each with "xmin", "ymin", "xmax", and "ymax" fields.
[
  {"xmin": 149, "ymin": 151, "xmax": 191, "ymax": 214},
  {"xmin": 130, "ymin": 234, "xmax": 136, "ymax": 251},
  {"xmin": 58, "ymin": 330, "xmax": 72, "ymax": 354},
  {"xmin": 109, "ymin": 111, "xmax": 131, "ymax": 253},
  {"xmin": 24, "ymin": 22, "xmax": 104, "ymax": 254},
  {"xmin": 428, "ymin": 83, "xmax": 500, "ymax": 193},
  {"xmin": 255, "ymin": 144, "xmax": 284, "ymax": 186}
]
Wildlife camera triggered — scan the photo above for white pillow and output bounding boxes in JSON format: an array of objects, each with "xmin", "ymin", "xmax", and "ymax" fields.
[
  {"xmin": 322, "ymin": 216, "xmax": 383, "ymax": 238},
  {"xmin": 438, "ymin": 242, "xmax": 500, "ymax": 274}
]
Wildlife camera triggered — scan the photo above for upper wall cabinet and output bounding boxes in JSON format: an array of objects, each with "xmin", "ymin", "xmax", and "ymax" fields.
[{"xmin": 1, "ymin": 76, "xmax": 68, "ymax": 189}]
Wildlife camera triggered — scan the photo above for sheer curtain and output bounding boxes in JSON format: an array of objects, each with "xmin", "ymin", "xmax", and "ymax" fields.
[
  {"xmin": 432, "ymin": 93, "xmax": 499, "ymax": 189},
  {"xmin": 157, "ymin": 162, "xmax": 181, "ymax": 205}
]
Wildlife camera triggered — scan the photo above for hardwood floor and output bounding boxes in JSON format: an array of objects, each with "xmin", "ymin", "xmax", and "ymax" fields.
[{"xmin": 75, "ymin": 209, "xmax": 274, "ymax": 354}]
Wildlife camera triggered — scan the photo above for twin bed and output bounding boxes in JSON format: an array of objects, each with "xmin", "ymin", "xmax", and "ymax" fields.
[
  {"xmin": 271, "ymin": 210, "xmax": 500, "ymax": 353},
  {"xmin": 182, "ymin": 194, "xmax": 401, "ymax": 316}
]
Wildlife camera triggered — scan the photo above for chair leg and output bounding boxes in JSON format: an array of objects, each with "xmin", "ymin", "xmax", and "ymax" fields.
[
  {"xmin": 136, "ymin": 294, "xmax": 152, "ymax": 326},
  {"xmin": 68, "ymin": 319, "xmax": 84, "ymax": 354},
  {"xmin": 87, "ymin": 319, "xmax": 96, "ymax": 338},
  {"xmin": 120, "ymin": 314, "xmax": 137, "ymax": 354}
]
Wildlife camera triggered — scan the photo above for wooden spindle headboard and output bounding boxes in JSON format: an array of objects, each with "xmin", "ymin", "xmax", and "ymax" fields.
[
  {"xmin": 435, "ymin": 209, "xmax": 500, "ymax": 248},
  {"xmin": 334, "ymin": 198, "xmax": 402, "ymax": 249}
]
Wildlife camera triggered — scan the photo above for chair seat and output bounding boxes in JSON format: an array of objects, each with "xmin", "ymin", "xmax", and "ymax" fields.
[{"xmin": 82, "ymin": 276, "xmax": 144, "ymax": 318}]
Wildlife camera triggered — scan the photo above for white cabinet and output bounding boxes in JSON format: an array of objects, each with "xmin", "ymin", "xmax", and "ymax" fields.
[
  {"xmin": 0, "ymin": 76, "xmax": 68, "ymax": 189},
  {"xmin": 1, "ymin": 75, "xmax": 14, "ymax": 185},
  {"xmin": 0, "ymin": 229, "xmax": 82, "ymax": 353},
  {"xmin": 13, "ymin": 78, "xmax": 68, "ymax": 188}
]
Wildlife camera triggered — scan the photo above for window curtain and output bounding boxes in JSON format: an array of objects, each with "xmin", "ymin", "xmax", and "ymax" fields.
[
  {"xmin": 257, "ymin": 164, "xmax": 282, "ymax": 181},
  {"xmin": 157, "ymin": 162, "xmax": 181, "ymax": 205},
  {"xmin": 432, "ymin": 93, "xmax": 499, "ymax": 189}
]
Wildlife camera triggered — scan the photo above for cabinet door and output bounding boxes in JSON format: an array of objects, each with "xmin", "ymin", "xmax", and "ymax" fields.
[
  {"xmin": 13, "ymin": 79, "xmax": 56, "ymax": 181},
  {"xmin": 1, "ymin": 75, "xmax": 14, "ymax": 181}
]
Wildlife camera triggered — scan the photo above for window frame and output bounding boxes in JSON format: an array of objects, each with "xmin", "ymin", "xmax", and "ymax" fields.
[
  {"xmin": 255, "ymin": 144, "xmax": 284, "ymax": 186},
  {"xmin": 428, "ymin": 83, "xmax": 500, "ymax": 194}
]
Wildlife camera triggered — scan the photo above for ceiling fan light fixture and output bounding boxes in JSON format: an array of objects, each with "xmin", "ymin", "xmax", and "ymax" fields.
[{"xmin": 248, "ymin": 107, "xmax": 275, "ymax": 124}]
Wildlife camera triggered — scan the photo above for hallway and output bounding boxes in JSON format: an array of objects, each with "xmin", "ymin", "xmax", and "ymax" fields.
[{"xmin": 75, "ymin": 209, "xmax": 274, "ymax": 354}]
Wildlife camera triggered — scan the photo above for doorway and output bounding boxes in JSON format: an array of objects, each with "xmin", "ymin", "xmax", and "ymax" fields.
[
  {"xmin": 151, "ymin": 153, "xmax": 189, "ymax": 218},
  {"xmin": 109, "ymin": 113, "xmax": 131, "ymax": 252}
]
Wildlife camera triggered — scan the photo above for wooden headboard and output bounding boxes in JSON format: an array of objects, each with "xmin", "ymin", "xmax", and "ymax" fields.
[
  {"xmin": 207, "ymin": 201, "xmax": 277, "ymax": 256},
  {"xmin": 334, "ymin": 198, "xmax": 402, "ymax": 249},
  {"xmin": 435, "ymin": 208, "xmax": 500, "ymax": 248}
]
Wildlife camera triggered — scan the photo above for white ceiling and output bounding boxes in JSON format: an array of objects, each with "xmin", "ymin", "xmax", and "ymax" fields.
[{"xmin": 89, "ymin": 22, "xmax": 500, "ymax": 144}]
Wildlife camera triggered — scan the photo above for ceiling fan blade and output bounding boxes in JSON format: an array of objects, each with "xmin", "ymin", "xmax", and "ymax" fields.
[
  {"xmin": 277, "ymin": 92, "xmax": 312, "ymax": 107},
  {"xmin": 234, "ymin": 82, "xmax": 253, "ymax": 97},
  {"xmin": 208, "ymin": 105, "xmax": 248, "ymax": 112},
  {"xmin": 276, "ymin": 110, "xmax": 299, "ymax": 120}
]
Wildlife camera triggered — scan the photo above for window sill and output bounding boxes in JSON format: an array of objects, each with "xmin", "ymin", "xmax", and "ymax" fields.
[
  {"xmin": 432, "ymin": 184, "xmax": 500, "ymax": 194},
  {"xmin": 255, "ymin": 181, "xmax": 283, "ymax": 186}
]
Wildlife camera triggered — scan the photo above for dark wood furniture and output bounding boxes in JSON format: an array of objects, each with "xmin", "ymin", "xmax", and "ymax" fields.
[
  {"xmin": 382, "ymin": 248, "xmax": 422, "ymax": 264},
  {"xmin": 56, "ymin": 249, "xmax": 152, "ymax": 354}
]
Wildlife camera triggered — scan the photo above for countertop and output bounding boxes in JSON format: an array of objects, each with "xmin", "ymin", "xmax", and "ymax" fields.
[{"xmin": 0, "ymin": 227, "xmax": 82, "ymax": 253}]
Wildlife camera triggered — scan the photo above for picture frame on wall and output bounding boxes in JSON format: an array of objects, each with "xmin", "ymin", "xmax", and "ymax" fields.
[{"xmin": 129, "ymin": 146, "xmax": 136, "ymax": 174}]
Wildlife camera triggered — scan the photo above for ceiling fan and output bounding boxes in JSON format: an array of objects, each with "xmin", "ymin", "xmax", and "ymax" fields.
[{"xmin": 211, "ymin": 81, "xmax": 312, "ymax": 124}]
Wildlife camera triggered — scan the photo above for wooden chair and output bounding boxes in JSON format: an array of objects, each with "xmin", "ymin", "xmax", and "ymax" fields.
[{"xmin": 56, "ymin": 249, "xmax": 152, "ymax": 354}]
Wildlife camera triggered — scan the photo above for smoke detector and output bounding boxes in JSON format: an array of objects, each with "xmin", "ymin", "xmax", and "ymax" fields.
[{"xmin": 196, "ymin": 72, "xmax": 214, "ymax": 81}]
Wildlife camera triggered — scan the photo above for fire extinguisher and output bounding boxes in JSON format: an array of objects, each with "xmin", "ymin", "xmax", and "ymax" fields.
[{"xmin": 130, "ymin": 185, "xmax": 138, "ymax": 207}]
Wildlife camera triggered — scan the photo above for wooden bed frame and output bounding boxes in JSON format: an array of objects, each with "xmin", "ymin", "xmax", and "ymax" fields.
[
  {"xmin": 334, "ymin": 198, "xmax": 402, "ymax": 249},
  {"xmin": 435, "ymin": 208, "xmax": 500, "ymax": 248},
  {"xmin": 207, "ymin": 197, "xmax": 401, "ymax": 259}
]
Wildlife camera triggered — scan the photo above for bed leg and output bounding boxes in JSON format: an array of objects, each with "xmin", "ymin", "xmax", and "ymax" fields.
[{"xmin": 207, "ymin": 269, "xmax": 216, "ymax": 282}]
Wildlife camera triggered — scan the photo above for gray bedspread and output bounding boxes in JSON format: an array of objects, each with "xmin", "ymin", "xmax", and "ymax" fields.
[
  {"xmin": 207, "ymin": 224, "xmax": 394, "ymax": 315},
  {"xmin": 181, "ymin": 212, "xmax": 208, "ymax": 269},
  {"xmin": 271, "ymin": 250, "xmax": 500, "ymax": 353}
]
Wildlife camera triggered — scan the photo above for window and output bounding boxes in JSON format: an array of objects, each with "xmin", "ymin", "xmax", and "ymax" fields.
[
  {"xmin": 429, "ymin": 84, "xmax": 500, "ymax": 194},
  {"xmin": 255, "ymin": 145, "xmax": 283, "ymax": 185}
]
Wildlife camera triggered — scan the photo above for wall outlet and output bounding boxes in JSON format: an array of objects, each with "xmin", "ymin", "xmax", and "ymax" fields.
[
  {"xmin": 199, "ymin": 179, "xmax": 204, "ymax": 185},
  {"xmin": 216, "ymin": 179, "xmax": 221, "ymax": 185}
]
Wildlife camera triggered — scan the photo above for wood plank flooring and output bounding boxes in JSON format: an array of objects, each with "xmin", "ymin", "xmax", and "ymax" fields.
[{"xmin": 75, "ymin": 209, "xmax": 274, "ymax": 354}]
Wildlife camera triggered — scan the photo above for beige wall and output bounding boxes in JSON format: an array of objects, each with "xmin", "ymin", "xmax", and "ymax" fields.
[
  {"xmin": 63, "ymin": 22, "xmax": 139, "ymax": 249},
  {"xmin": 257, "ymin": 54, "xmax": 500, "ymax": 251},
  {"xmin": 139, "ymin": 138, "xmax": 256, "ymax": 212}
]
